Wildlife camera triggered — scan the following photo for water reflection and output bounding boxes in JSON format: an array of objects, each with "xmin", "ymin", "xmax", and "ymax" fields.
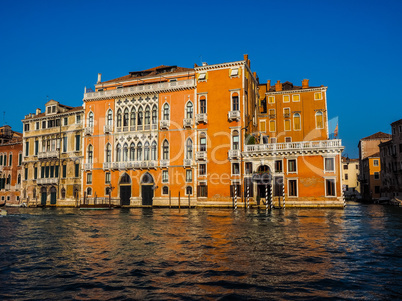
[{"xmin": 0, "ymin": 204, "xmax": 401, "ymax": 300}]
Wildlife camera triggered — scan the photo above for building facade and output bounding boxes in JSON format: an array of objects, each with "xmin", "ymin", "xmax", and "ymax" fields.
[
  {"xmin": 358, "ymin": 132, "xmax": 391, "ymax": 201},
  {"xmin": 21, "ymin": 100, "xmax": 84, "ymax": 206},
  {"xmin": 379, "ymin": 119, "xmax": 402, "ymax": 200},
  {"xmin": 81, "ymin": 55, "xmax": 344, "ymax": 208},
  {"xmin": 341, "ymin": 157, "xmax": 360, "ymax": 199},
  {"xmin": 0, "ymin": 125, "xmax": 23, "ymax": 206}
]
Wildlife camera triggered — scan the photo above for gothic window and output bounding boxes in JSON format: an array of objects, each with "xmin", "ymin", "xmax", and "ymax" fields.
[
  {"xmin": 117, "ymin": 109, "xmax": 122, "ymax": 128},
  {"xmin": 151, "ymin": 141, "xmax": 157, "ymax": 160},
  {"xmin": 186, "ymin": 101, "xmax": 193, "ymax": 119},
  {"xmin": 152, "ymin": 105, "xmax": 157, "ymax": 124},
  {"xmin": 186, "ymin": 138, "xmax": 193, "ymax": 159},
  {"xmin": 130, "ymin": 143, "xmax": 135, "ymax": 161},
  {"xmin": 107, "ymin": 109, "xmax": 113, "ymax": 126},
  {"xmin": 163, "ymin": 140, "xmax": 169, "ymax": 160},
  {"xmin": 130, "ymin": 108, "xmax": 136, "ymax": 129},
  {"xmin": 137, "ymin": 142, "xmax": 142, "ymax": 161},
  {"xmin": 163, "ymin": 103, "xmax": 170, "ymax": 120},
  {"xmin": 138, "ymin": 107, "xmax": 143, "ymax": 125},
  {"xmin": 145, "ymin": 106, "xmax": 150, "ymax": 125},
  {"xmin": 123, "ymin": 108, "xmax": 129, "ymax": 127},
  {"xmin": 116, "ymin": 144, "xmax": 121, "ymax": 162},
  {"xmin": 88, "ymin": 112, "xmax": 94, "ymax": 127},
  {"xmin": 105, "ymin": 143, "xmax": 112, "ymax": 163},
  {"xmin": 144, "ymin": 142, "xmax": 150, "ymax": 161},
  {"xmin": 123, "ymin": 143, "xmax": 128, "ymax": 162},
  {"xmin": 87, "ymin": 145, "xmax": 93, "ymax": 164}
]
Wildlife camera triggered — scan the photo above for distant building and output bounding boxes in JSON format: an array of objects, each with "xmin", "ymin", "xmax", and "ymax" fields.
[
  {"xmin": 21, "ymin": 100, "xmax": 84, "ymax": 206},
  {"xmin": 379, "ymin": 119, "xmax": 402, "ymax": 200},
  {"xmin": 341, "ymin": 156, "xmax": 360, "ymax": 198},
  {"xmin": 358, "ymin": 132, "xmax": 391, "ymax": 201},
  {"xmin": 0, "ymin": 125, "xmax": 23, "ymax": 205}
]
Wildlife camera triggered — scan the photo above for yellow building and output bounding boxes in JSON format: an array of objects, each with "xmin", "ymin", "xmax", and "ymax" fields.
[
  {"xmin": 341, "ymin": 157, "xmax": 360, "ymax": 198},
  {"xmin": 21, "ymin": 100, "xmax": 84, "ymax": 206}
]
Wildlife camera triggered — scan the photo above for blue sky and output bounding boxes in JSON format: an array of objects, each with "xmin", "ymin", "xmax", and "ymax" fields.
[{"xmin": 1, "ymin": 0, "xmax": 401, "ymax": 158}]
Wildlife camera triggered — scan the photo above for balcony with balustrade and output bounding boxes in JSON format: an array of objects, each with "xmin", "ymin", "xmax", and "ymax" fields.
[
  {"xmin": 103, "ymin": 162, "xmax": 112, "ymax": 170},
  {"xmin": 183, "ymin": 158, "xmax": 192, "ymax": 167},
  {"xmin": 160, "ymin": 159, "xmax": 169, "ymax": 167},
  {"xmin": 228, "ymin": 149, "xmax": 241, "ymax": 159},
  {"xmin": 228, "ymin": 110, "xmax": 241, "ymax": 121},
  {"xmin": 38, "ymin": 151, "xmax": 59, "ymax": 159},
  {"xmin": 243, "ymin": 139, "xmax": 343, "ymax": 157},
  {"xmin": 196, "ymin": 151, "xmax": 207, "ymax": 161},
  {"xmin": 160, "ymin": 120, "xmax": 170, "ymax": 130},
  {"xmin": 195, "ymin": 113, "xmax": 208, "ymax": 124},
  {"xmin": 84, "ymin": 163, "xmax": 93, "ymax": 170},
  {"xmin": 84, "ymin": 127, "xmax": 94, "ymax": 136},
  {"xmin": 183, "ymin": 118, "xmax": 193, "ymax": 128},
  {"xmin": 37, "ymin": 178, "xmax": 58, "ymax": 185},
  {"xmin": 104, "ymin": 124, "xmax": 113, "ymax": 134}
]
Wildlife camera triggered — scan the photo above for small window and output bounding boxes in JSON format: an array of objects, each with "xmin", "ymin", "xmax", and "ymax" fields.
[
  {"xmin": 284, "ymin": 119, "xmax": 291, "ymax": 131},
  {"xmin": 199, "ymin": 164, "xmax": 206, "ymax": 176},
  {"xmin": 275, "ymin": 160, "xmax": 282, "ymax": 172},
  {"xmin": 162, "ymin": 186, "xmax": 169, "ymax": 195},
  {"xmin": 86, "ymin": 187, "xmax": 92, "ymax": 196},
  {"xmin": 230, "ymin": 68, "xmax": 239, "ymax": 76},
  {"xmin": 285, "ymin": 137, "xmax": 292, "ymax": 142},
  {"xmin": 186, "ymin": 169, "xmax": 192, "ymax": 182},
  {"xmin": 87, "ymin": 173, "xmax": 92, "ymax": 184},
  {"xmin": 232, "ymin": 163, "xmax": 240, "ymax": 175},
  {"xmin": 283, "ymin": 95, "xmax": 290, "ymax": 103},
  {"xmin": 186, "ymin": 186, "xmax": 193, "ymax": 195},
  {"xmin": 245, "ymin": 162, "xmax": 252, "ymax": 174},
  {"xmin": 162, "ymin": 170, "xmax": 168, "ymax": 183},
  {"xmin": 374, "ymin": 172, "xmax": 379, "ymax": 179},
  {"xmin": 24, "ymin": 123, "xmax": 30, "ymax": 132},
  {"xmin": 344, "ymin": 164, "xmax": 348, "ymax": 170},
  {"xmin": 326, "ymin": 179, "xmax": 336, "ymax": 196},
  {"xmin": 259, "ymin": 121, "xmax": 266, "ymax": 132},
  {"xmin": 64, "ymin": 117, "xmax": 68, "ymax": 126},
  {"xmin": 105, "ymin": 172, "xmax": 111, "ymax": 184},
  {"xmin": 198, "ymin": 73, "xmax": 206, "ymax": 81},
  {"xmin": 325, "ymin": 158, "xmax": 335, "ymax": 172},
  {"xmin": 345, "ymin": 174, "xmax": 349, "ymax": 180},
  {"xmin": 268, "ymin": 96, "xmax": 275, "ymax": 104},
  {"xmin": 269, "ymin": 120, "xmax": 276, "ymax": 132},
  {"xmin": 288, "ymin": 159, "xmax": 297, "ymax": 173},
  {"xmin": 289, "ymin": 180, "xmax": 297, "ymax": 196},
  {"xmin": 373, "ymin": 160, "xmax": 379, "ymax": 166},
  {"xmin": 292, "ymin": 94, "xmax": 300, "ymax": 102},
  {"xmin": 314, "ymin": 92, "xmax": 322, "ymax": 100}
]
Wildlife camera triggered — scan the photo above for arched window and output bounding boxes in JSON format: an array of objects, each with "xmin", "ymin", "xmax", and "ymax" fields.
[
  {"xmin": 186, "ymin": 186, "xmax": 193, "ymax": 195},
  {"xmin": 130, "ymin": 143, "xmax": 135, "ymax": 161},
  {"xmin": 105, "ymin": 143, "xmax": 111, "ymax": 163},
  {"xmin": 151, "ymin": 141, "xmax": 157, "ymax": 160},
  {"xmin": 137, "ymin": 142, "xmax": 142, "ymax": 161},
  {"xmin": 199, "ymin": 97, "xmax": 206, "ymax": 114},
  {"xmin": 123, "ymin": 143, "xmax": 128, "ymax": 162},
  {"xmin": 186, "ymin": 102, "xmax": 193, "ymax": 119},
  {"xmin": 144, "ymin": 142, "xmax": 150, "ymax": 161},
  {"xmin": 61, "ymin": 188, "xmax": 66, "ymax": 199},
  {"xmin": 232, "ymin": 93, "xmax": 239, "ymax": 111},
  {"xmin": 316, "ymin": 111, "xmax": 323, "ymax": 129},
  {"xmin": 117, "ymin": 109, "xmax": 122, "ymax": 128},
  {"xmin": 116, "ymin": 144, "xmax": 121, "ymax": 162},
  {"xmin": 152, "ymin": 106, "xmax": 157, "ymax": 125},
  {"xmin": 293, "ymin": 113, "xmax": 301, "ymax": 130},
  {"xmin": 163, "ymin": 140, "xmax": 169, "ymax": 160},
  {"xmin": 186, "ymin": 139, "xmax": 193, "ymax": 159},
  {"xmin": 138, "ymin": 107, "xmax": 143, "ymax": 126},
  {"xmin": 200, "ymin": 133, "xmax": 207, "ymax": 152},
  {"xmin": 123, "ymin": 108, "xmax": 129, "ymax": 127},
  {"xmin": 232, "ymin": 131, "xmax": 239, "ymax": 150},
  {"xmin": 163, "ymin": 103, "xmax": 170, "ymax": 120},
  {"xmin": 86, "ymin": 187, "xmax": 92, "ymax": 196},
  {"xmin": 88, "ymin": 112, "xmax": 94, "ymax": 127},
  {"xmin": 145, "ymin": 106, "xmax": 150, "ymax": 125},
  {"xmin": 107, "ymin": 109, "xmax": 113, "ymax": 126},
  {"xmin": 88, "ymin": 145, "xmax": 93, "ymax": 164},
  {"xmin": 17, "ymin": 174, "xmax": 21, "ymax": 184},
  {"xmin": 130, "ymin": 108, "xmax": 136, "ymax": 130}
]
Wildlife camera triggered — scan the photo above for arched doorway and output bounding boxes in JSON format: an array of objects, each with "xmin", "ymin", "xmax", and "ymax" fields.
[
  {"xmin": 254, "ymin": 165, "xmax": 272, "ymax": 203},
  {"xmin": 119, "ymin": 173, "xmax": 131, "ymax": 206},
  {"xmin": 41, "ymin": 187, "xmax": 47, "ymax": 206},
  {"xmin": 141, "ymin": 172, "xmax": 154, "ymax": 206},
  {"xmin": 50, "ymin": 186, "xmax": 57, "ymax": 205}
]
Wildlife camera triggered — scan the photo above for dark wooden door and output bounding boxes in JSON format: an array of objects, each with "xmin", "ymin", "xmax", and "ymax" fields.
[
  {"xmin": 50, "ymin": 191, "xmax": 57, "ymax": 205},
  {"xmin": 120, "ymin": 186, "xmax": 131, "ymax": 206},
  {"xmin": 41, "ymin": 192, "xmax": 47, "ymax": 205},
  {"xmin": 141, "ymin": 185, "xmax": 153, "ymax": 206}
]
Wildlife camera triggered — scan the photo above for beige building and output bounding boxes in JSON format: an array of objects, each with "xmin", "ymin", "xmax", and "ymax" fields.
[
  {"xmin": 379, "ymin": 119, "xmax": 402, "ymax": 200},
  {"xmin": 358, "ymin": 132, "xmax": 391, "ymax": 201},
  {"xmin": 21, "ymin": 100, "xmax": 84, "ymax": 206},
  {"xmin": 341, "ymin": 156, "xmax": 360, "ymax": 198}
]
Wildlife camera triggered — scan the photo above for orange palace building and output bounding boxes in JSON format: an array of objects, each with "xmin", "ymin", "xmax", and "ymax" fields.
[{"xmin": 82, "ymin": 55, "xmax": 344, "ymax": 208}]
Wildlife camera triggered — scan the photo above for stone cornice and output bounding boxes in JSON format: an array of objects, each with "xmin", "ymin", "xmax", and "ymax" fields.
[
  {"xmin": 195, "ymin": 61, "xmax": 245, "ymax": 72},
  {"xmin": 266, "ymin": 87, "xmax": 327, "ymax": 95},
  {"xmin": 22, "ymin": 110, "xmax": 84, "ymax": 124}
]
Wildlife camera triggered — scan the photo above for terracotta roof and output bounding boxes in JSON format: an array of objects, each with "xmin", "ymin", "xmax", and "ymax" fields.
[
  {"xmin": 361, "ymin": 132, "xmax": 392, "ymax": 140},
  {"xmin": 266, "ymin": 81, "xmax": 321, "ymax": 92},
  {"xmin": 24, "ymin": 106, "xmax": 83, "ymax": 120},
  {"xmin": 101, "ymin": 65, "xmax": 194, "ymax": 84}
]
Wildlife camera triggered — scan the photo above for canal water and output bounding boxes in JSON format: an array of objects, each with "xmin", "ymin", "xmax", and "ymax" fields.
[{"xmin": 1, "ymin": 203, "xmax": 401, "ymax": 300}]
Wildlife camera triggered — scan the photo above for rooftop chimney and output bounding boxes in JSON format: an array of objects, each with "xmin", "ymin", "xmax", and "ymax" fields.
[
  {"xmin": 302, "ymin": 79, "xmax": 309, "ymax": 89},
  {"xmin": 267, "ymin": 80, "xmax": 271, "ymax": 91},
  {"xmin": 97, "ymin": 73, "xmax": 102, "ymax": 84},
  {"xmin": 202, "ymin": 62, "xmax": 208, "ymax": 66},
  {"xmin": 36, "ymin": 108, "xmax": 41, "ymax": 115},
  {"xmin": 275, "ymin": 80, "xmax": 282, "ymax": 92}
]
